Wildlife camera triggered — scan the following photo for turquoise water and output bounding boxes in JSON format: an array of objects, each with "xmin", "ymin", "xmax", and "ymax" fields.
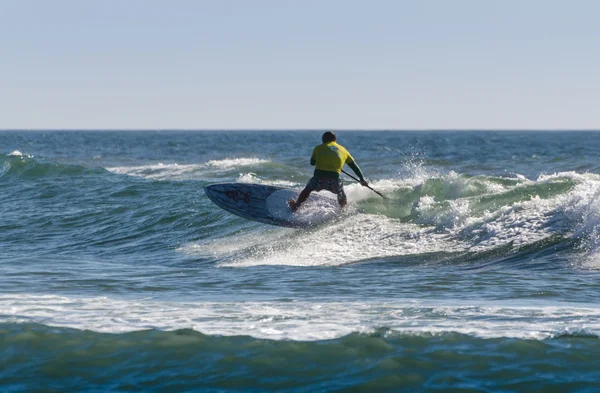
[{"xmin": 2, "ymin": 130, "xmax": 600, "ymax": 392}]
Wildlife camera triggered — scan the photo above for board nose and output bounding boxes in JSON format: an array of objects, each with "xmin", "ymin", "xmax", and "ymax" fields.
[{"xmin": 204, "ymin": 184, "xmax": 225, "ymax": 204}]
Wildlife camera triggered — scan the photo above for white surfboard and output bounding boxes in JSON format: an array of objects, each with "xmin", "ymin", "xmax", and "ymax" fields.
[{"xmin": 204, "ymin": 183, "xmax": 340, "ymax": 228}]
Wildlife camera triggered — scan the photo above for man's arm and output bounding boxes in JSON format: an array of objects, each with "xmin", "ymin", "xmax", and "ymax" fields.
[{"xmin": 347, "ymin": 161, "xmax": 368, "ymax": 186}]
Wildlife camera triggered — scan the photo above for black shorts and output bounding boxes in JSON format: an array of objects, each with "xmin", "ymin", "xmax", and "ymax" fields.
[{"xmin": 305, "ymin": 177, "xmax": 347, "ymax": 204}]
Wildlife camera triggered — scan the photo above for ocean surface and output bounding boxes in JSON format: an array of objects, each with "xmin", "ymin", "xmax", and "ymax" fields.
[{"xmin": 2, "ymin": 130, "xmax": 600, "ymax": 392}]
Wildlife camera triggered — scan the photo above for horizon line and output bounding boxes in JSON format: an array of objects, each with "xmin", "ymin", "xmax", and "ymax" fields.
[{"xmin": 2, "ymin": 128, "xmax": 600, "ymax": 132}]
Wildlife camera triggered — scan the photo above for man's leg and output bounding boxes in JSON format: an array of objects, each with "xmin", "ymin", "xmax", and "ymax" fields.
[
  {"xmin": 290, "ymin": 187, "xmax": 312, "ymax": 212},
  {"xmin": 336, "ymin": 178, "xmax": 347, "ymax": 208},
  {"xmin": 337, "ymin": 191, "xmax": 347, "ymax": 208},
  {"xmin": 290, "ymin": 177, "xmax": 319, "ymax": 212}
]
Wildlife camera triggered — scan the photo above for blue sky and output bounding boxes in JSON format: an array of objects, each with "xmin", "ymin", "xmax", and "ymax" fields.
[{"xmin": 1, "ymin": 0, "xmax": 599, "ymax": 129}]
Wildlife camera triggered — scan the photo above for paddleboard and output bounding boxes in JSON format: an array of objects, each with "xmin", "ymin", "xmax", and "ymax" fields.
[{"xmin": 204, "ymin": 183, "xmax": 340, "ymax": 228}]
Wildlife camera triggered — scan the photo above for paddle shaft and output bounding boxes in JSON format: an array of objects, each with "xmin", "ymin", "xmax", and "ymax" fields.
[{"xmin": 341, "ymin": 170, "xmax": 387, "ymax": 199}]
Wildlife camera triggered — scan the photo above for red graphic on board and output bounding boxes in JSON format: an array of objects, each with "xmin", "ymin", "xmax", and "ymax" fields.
[{"xmin": 225, "ymin": 190, "xmax": 251, "ymax": 203}]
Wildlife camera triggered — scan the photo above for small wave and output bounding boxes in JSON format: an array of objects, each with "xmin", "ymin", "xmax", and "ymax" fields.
[
  {"xmin": 0, "ymin": 156, "xmax": 102, "ymax": 179},
  {"xmin": 8, "ymin": 150, "xmax": 32, "ymax": 158},
  {"xmin": 106, "ymin": 157, "xmax": 272, "ymax": 181}
]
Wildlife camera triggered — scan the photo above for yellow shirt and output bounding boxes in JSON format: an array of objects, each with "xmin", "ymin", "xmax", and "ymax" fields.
[{"xmin": 311, "ymin": 142, "xmax": 354, "ymax": 178}]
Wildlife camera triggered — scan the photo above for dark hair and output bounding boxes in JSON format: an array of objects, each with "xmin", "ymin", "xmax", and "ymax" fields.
[{"xmin": 322, "ymin": 131, "xmax": 336, "ymax": 143}]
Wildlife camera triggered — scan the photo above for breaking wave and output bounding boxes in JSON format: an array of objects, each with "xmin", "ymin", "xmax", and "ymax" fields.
[{"xmin": 189, "ymin": 170, "xmax": 600, "ymax": 269}]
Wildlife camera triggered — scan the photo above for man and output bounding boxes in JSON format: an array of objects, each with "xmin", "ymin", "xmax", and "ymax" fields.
[{"xmin": 289, "ymin": 131, "xmax": 368, "ymax": 212}]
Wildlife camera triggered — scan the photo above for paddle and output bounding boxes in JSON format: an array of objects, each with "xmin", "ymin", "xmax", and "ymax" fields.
[{"xmin": 341, "ymin": 170, "xmax": 388, "ymax": 199}]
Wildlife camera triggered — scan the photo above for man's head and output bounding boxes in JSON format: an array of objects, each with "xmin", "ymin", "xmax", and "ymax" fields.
[{"xmin": 322, "ymin": 131, "xmax": 336, "ymax": 143}]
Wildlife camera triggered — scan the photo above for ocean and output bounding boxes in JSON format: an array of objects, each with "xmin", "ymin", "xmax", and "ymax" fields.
[{"xmin": 2, "ymin": 130, "xmax": 600, "ymax": 392}]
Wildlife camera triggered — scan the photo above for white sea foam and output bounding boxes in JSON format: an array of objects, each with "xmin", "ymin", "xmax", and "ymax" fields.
[
  {"xmin": 108, "ymin": 163, "xmax": 202, "ymax": 180},
  {"xmin": 456, "ymin": 195, "xmax": 562, "ymax": 251},
  {"xmin": 7, "ymin": 150, "xmax": 32, "ymax": 158},
  {"xmin": 237, "ymin": 172, "xmax": 299, "ymax": 187},
  {"xmin": 414, "ymin": 195, "xmax": 472, "ymax": 229},
  {"xmin": 556, "ymin": 173, "xmax": 600, "ymax": 269},
  {"xmin": 2, "ymin": 294, "xmax": 599, "ymax": 341},
  {"xmin": 178, "ymin": 227, "xmax": 293, "ymax": 258},
  {"xmin": 192, "ymin": 213, "xmax": 463, "ymax": 267},
  {"xmin": 206, "ymin": 157, "xmax": 270, "ymax": 169},
  {"xmin": 107, "ymin": 157, "xmax": 271, "ymax": 180}
]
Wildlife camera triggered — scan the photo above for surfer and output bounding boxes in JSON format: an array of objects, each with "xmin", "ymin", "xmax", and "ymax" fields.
[{"xmin": 289, "ymin": 131, "xmax": 368, "ymax": 212}]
